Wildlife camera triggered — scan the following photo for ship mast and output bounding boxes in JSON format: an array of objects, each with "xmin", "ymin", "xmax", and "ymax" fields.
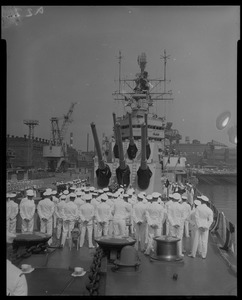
[
  {"xmin": 160, "ymin": 49, "xmax": 171, "ymax": 117},
  {"xmin": 113, "ymin": 51, "xmax": 173, "ymax": 113},
  {"xmin": 117, "ymin": 50, "xmax": 123, "ymax": 93}
]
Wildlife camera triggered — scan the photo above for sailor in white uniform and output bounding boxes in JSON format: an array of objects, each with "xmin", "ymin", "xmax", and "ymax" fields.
[
  {"xmin": 123, "ymin": 193, "xmax": 133, "ymax": 236},
  {"xmin": 55, "ymin": 194, "xmax": 67, "ymax": 241},
  {"xmin": 7, "ymin": 259, "xmax": 28, "ymax": 296},
  {"xmin": 7, "ymin": 193, "xmax": 19, "ymax": 234},
  {"xmin": 144, "ymin": 192, "xmax": 167, "ymax": 255},
  {"xmin": 189, "ymin": 195, "xmax": 213, "ymax": 259},
  {"xmin": 51, "ymin": 190, "xmax": 59, "ymax": 229},
  {"xmin": 79, "ymin": 194, "xmax": 95, "ymax": 248},
  {"xmin": 132, "ymin": 193, "xmax": 147, "ymax": 252},
  {"xmin": 37, "ymin": 190, "xmax": 55, "ymax": 245},
  {"xmin": 112, "ymin": 192, "xmax": 131, "ymax": 237},
  {"xmin": 95, "ymin": 193, "xmax": 112, "ymax": 237},
  {"xmin": 91, "ymin": 191, "xmax": 101, "ymax": 239},
  {"xmin": 180, "ymin": 194, "xmax": 192, "ymax": 238},
  {"xmin": 164, "ymin": 193, "xmax": 174, "ymax": 236},
  {"xmin": 189, "ymin": 199, "xmax": 202, "ymax": 254},
  {"xmin": 61, "ymin": 193, "xmax": 78, "ymax": 248},
  {"xmin": 20, "ymin": 190, "xmax": 36, "ymax": 233},
  {"xmin": 106, "ymin": 192, "xmax": 115, "ymax": 236},
  {"xmin": 167, "ymin": 192, "xmax": 185, "ymax": 257}
]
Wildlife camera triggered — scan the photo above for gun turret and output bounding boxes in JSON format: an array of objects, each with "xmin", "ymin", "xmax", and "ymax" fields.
[
  {"xmin": 144, "ymin": 113, "xmax": 151, "ymax": 160},
  {"xmin": 115, "ymin": 123, "xmax": 130, "ymax": 186},
  {"xmin": 116, "ymin": 123, "xmax": 126, "ymax": 169},
  {"xmin": 140, "ymin": 123, "xmax": 147, "ymax": 170},
  {"xmin": 112, "ymin": 113, "xmax": 119, "ymax": 158},
  {"xmin": 90, "ymin": 122, "xmax": 111, "ymax": 188},
  {"xmin": 127, "ymin": 113, "xmax": 138, "ymax": 160},
  {"xmin": 137, "ymin": 123, "xmax": 152, "ymax": 190}
]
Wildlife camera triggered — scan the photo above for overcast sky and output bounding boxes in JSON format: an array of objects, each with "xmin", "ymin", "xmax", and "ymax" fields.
[{"xmin": 3, "ymin": 6, "xmax": 239, "ymax": 151}]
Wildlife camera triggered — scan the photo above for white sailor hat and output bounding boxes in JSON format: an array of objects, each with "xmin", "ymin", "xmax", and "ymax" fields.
[
  {"xmin": 146, "ymin": 195, "xmax": 152, "ymax": 201},
  {"xmin": 76, "ymin": 191, "xmax": 83, "ymax": 196},
  {"xmin": 127, "ymin": 189, "xmax": 133, "ymax": 195},
  {"xmin": 84, "ymin": 194, "xmax": 92, "ymax": 201},
  {"xmin": 169, "ymin": 194, "xmax": 174, "ymax": 199},
  {"xmin": 60, "ymin": 194, "xmax": 67, "ymax": 200},
  {"xmin": 107, "ymin": 192, "xmax": 113, "ymax": 197},
  {"xmin": 8, "ymin": 193, "xmax": 16, "ymax": 198},
  {"xmin": 90, "ymin": 187, "xmax": 95, "ymax": 192},
  {"xmin": 172, "ymin": 193, "xmax": 181, "ymax": 201},
  {"xmin": 69, "ymin": 193, "xmax": 76, "ymax": 198},
  {"xmin": 152, "ymin": 192, "xmax": 160, "ymax": 198},
  {"xmin": 194, "ymin": 199, "xmax": 201, "ymax": 206},
  {"xmin": 113, "ymin": 192, "xmax": 118, "ymax": 198},
  {"xmin": 51, "ymin": 190, "xmax": 57, "ymax": 195},
  {"xmin": 137, "ymin": 193, "xmax": 144, "ymax": 199},
  {"xmin": 103, "ymin": 187, "xmax": 109, "ymax": 192},
  {"xmin": 46, "ymin": 188, "xmax": 52, "ymax": 193},
  {"xmin": 200, "ymin": 195, "xmax": 209, "ymax": 202},
  {"xmin": 101, "ymin": 194, "xmax": 108, "ymax": 201},
  {"xmin": 27, "ymin": 190, "xmax": 34, "ymax": 196},
  {"xmin": 7, "ymin": 232, "xmax": 16, "ymax": 244},
  {"xmin": 63, "ymin": 190, "xmax": 69, "ymax": 195},
  {"xmin": 118, "ymin": 188, "xmax": 124, "ymax": 194},
  {"xmin": 70, "ymin": 186, "xmax": 76, "ymax": 191},
  {"xmin": 123, "ymin": 194, "xmax": 129, "ymax": 198},
  {"xmin": 98, "ymin": 189, "xmax": 104, "ymax": 194},
  {"xmin": 92, "ymin": 192, "xmax": 98, "ymax": 196},
  {"xmin": 44, "ymin": 190, "xmax": 52, "ymax": 196},
  {"xmin": 181, "ymin": 194, "xmax": 188, "ymax": 200}
]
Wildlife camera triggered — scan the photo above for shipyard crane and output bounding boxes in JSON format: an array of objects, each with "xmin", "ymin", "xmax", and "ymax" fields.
[{"xmin": 43, "ymin": 102, "xmax": 77, "ymax": 172}]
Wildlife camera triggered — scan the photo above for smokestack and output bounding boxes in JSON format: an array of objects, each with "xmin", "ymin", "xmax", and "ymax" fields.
[
  {"xmin": 70, "ymin": 132, "xmax": 73, "ymax": 148},
  {"xmin": 87, "ymin": 133, "xmax": 89, "ymax": 152}
]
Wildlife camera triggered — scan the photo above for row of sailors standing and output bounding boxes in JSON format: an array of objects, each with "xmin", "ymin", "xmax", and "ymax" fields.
[{"xmin": 7, "ymin": 185, "xmax": 213, "ymax": 259}]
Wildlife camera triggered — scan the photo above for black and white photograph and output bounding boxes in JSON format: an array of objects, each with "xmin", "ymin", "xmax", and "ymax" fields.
[{"xmin": 4, "ymin": 5, "xmax": 237, "ymax": 296}]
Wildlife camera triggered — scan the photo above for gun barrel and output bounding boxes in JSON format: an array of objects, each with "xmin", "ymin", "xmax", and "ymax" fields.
[
  {"xmin": 116, "ymin": 123, "xmax": 126, "ymax": 169},
  {"xmin": 141, "ymin": 123, "xmax": 147, "ymax": 170},
  {"xmin": 144, "ymin": 113, "xmax": 148, "ymax": 143},
  {"xmin": 128, "ymin": 113, "xmax": 134, "ymax": 145},
  {"xmin": 90, "ymin": 122, "xmax": 105, "ymax": 170}
]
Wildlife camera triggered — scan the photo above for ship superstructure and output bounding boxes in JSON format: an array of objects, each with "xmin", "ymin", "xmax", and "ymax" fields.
[{"xmin": 91, "ymin": 51, "xmax": 187, "ymax": 193}]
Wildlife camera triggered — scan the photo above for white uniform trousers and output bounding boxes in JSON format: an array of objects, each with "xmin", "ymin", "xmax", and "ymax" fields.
[
  {"xmin": 184, "ymin": 220, "xmax": 190, "ymax": 237},
  {"xmin": 108, "ymin": 220, "xmax": 114, "ymax": 236},
  {"xmin": 97, "ymin": 221, "xmax": 109, "ymax": 238},
  {"xmin": 191, "ymin": 227, "xmax": 209, "ymax": 258},
  {"xmin": 93, "ymin": 220, "xmax": 98, "ymax": 239},
  {"xmin": 53, "ymin": 213, "xmax": 57, "ymax": 229},
  {"xmin": 166, "ymin": 220, "xmax": 170, "ymax": 236},
  {"xmin": 61, "ymin": 220, "xmax": 75, "ymax": 247},
  {"xmin": 125, "ymin": 217, "xmax": 132, "ymax": 236},
  {"xmin": 21, "ymin": 218, "xmax": 34, "ymax": 233},
  {"xmin": 80, "ymin": 220, "xmax": 94, "ymax": 248},
  {"xmin": 7, "ymin": 219, "xmax": 10, "ymax": 232},
  {"xmin": 145, "ymin": 225, "xmax": 162, "ymax": 255},
  {"xmin": 134, "ymin": 222, "xmax": 147, "ymax": 252},
  {"xmin": 56, "ymin": 218, "xmax": 63, "ymax": 240},
  {"xmin": 169, "ymin": 224, "xmax": 184, "ymax": 256},
  {"xmin": 113, "ymin": 218, "xmax": 126, "ymax": 237},
  {"xmin": 8, "ymin": 218, "xmax": 17, "ymax": 234},
  {"xmin": 40, "ymin": 218, "xmax": 53, "ymax": 244}
]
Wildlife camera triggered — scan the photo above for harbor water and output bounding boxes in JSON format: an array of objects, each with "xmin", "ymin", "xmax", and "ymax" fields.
[{"xmin": 197, "ymin": 183, "xmax": 237, "ymax": 225}]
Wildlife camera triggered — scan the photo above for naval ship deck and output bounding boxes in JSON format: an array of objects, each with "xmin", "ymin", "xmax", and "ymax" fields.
[{"xmin": 14, "ymin": 233, "xmax": 236, "ymax": 296}]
